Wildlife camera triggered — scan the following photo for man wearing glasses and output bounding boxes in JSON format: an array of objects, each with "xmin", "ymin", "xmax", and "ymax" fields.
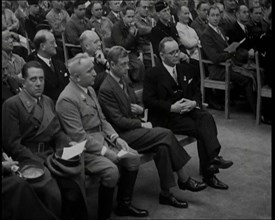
[{"xmin": 143, "ymin": 37, "xmax": 234, "ymax": 190}]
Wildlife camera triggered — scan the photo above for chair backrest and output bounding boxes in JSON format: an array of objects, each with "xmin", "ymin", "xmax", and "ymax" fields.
[
  {"xmin": 149, "ymin": 42, "xmax": 156, "ymax": 67},
  {"xmin": 255, "ymin": 51, "xmax": 262, "ymax": 94},
  {"xmin": 61, "ymin": 32, "xmax": 81, "ymax": 68}
]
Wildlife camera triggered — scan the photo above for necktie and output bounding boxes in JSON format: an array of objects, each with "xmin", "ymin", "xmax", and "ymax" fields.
[
  {"xmin": 172, "ymin": 68, "xmax": 178, "ymax": 84},
  {"xmin": 119, "ymin": 78, "xmax": 129, "ymax": 97},
  {"xmin": 49, "ymin": 60, "xmax": 55, "ymax": 72},
  {"xmin": 216, "ymin": 28, "xmax": 225, "ymax": 41},
  {"xmin": 37, "ymin": 98, "xmax": 42, "ymax": 108}
]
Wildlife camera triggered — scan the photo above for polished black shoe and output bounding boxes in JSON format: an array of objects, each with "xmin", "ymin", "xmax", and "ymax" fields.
[
  {"xmin": 159, "ymin": 193, "xmax": 188, "ymax": 208},
  {"xmin": 178, "ymin": 177, "xmax": 207, "ymax": 192},
  {"xmin": 207, "ymin": 156, "xmax": 233, "ymax": 172},
  {"xmin": 115, "ymin": 204, "xmax": 149, "ymax": 217},
  {"xmin": 203, "ymin": 175, "xmax": 229, "ymax": 190}
]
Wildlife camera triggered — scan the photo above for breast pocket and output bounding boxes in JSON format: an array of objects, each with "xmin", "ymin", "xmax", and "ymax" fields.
[{"xmin": 80, "ymin": 105, "xmax": 99, "ymax": 130}]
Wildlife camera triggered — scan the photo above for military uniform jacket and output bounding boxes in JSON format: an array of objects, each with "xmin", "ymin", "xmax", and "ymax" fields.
[
  {"xmin": 56, "ymin": 80, "xmax": 118, "ymax": 155},
  {"xmin": 2, "ymin": 89, "xmax": 70, "ymax": 163}
]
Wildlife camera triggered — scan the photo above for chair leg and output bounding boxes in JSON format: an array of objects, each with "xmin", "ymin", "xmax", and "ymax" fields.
[
  {"xmin": 256, "ymin": 96, "xmax": 261, "ymax": 125},
  {"xmin": 225, "ymin": 88, "xmax": 230, "ymax": 119}
]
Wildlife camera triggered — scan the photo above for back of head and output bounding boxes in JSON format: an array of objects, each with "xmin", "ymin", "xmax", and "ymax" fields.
[
  {"xmin": 107, "ymin": 45, "xmax": 129, "ymax": 64},
  {"xmin": 33, "ymin": 29, "xmax": 52, "ymax": 51},
  {"xmin": 68, "ymin": 53, "xmax": 94, "ymax": 77}
]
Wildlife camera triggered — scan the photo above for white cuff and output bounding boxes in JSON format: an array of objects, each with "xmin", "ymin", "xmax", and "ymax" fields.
[
  {"xmin": 110, "ymin": 134, "xmax": 119, "ymax": 142},
  {"xmin": 101, "ymin": 146, "xmax": 107, "ymax": 156}
]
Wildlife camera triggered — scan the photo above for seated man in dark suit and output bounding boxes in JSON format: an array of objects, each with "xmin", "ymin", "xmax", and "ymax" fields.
[
  {"xmin": 55, "ymin": 53, "xmax": 149, "ymax": 219},
  {"xmin": 111, "ymin": 5, "xmax": 145, "ymax": 84},
  {"xmin": 143, "ymin": 37, "xmax": 233, "ymax": 190},
  {"xmin": 201, "ymin": 5, "xmax": 256, "ymax": 115},
  {"xmin": 98, "ymin": 45, "xmax": 207, "ymax": 209},
  {"xmin": 26, "ymin": 29, "xmax": 70, "ymax": 102}
]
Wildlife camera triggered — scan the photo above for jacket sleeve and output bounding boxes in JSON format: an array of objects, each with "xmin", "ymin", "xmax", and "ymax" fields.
[
  {"xmin": 111, "ymin": 23, "xmax": 138, "ymax": 50},
  {"xmin": 143, "ymin": 68, "xmax": 173, "ymax": 114},
  {"xmin": 98, "ymin": 86, "xmax": 142, "ymax": 130},
  {"xmin": 200, "ymin": 32, "xmax": 232, "ymax": 63},
  {"xmin": 56, "ymin": 97, "xmax": 103, "ymax": 155}
]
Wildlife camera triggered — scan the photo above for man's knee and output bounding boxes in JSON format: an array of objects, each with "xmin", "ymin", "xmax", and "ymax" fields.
[
  {"xmin": 101, "ymin": 165, "xmax": 119, "ymax": 188},
  {"xmin": 121, "ymin": 154, "xmax": 140, "ymax": 171}
]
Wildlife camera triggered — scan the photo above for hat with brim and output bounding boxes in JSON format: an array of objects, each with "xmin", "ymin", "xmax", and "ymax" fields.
[{"xmin": 155, "ymin": 0, "xmax": 169, "ymax": 12}]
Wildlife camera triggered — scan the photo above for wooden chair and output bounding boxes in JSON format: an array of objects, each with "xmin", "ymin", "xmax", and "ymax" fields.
[
  {"xmin": 61, "ymin": 33, "xmax": 81, "ymax": 68},
  {"xmin": 198, "ymin": 47, "xmax": 231, "ymax": 119},
  {"xmin": 255, "ymin": 51, "xmax": 272, "ymax": 125}
]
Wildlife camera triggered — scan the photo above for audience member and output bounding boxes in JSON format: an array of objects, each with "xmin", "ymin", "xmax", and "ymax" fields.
[
  {"xmin": 176, "ymin": 5, "xmax": 200, "ymax": 61},
  {"xmin": 143, "ymin": 37, "xmax": 234, "ymax": 190},
  {"xmin": 2, "ymin": 61, "xmax": 71, "ymax": 219},
  {"xmin": 134, "ymin": 0, "xmax": 156, "ymax": 69},
  {"xmin": 200, "ymin": 5, "xmax": 256, "ymax": 114},
  {"xmin": 191, "ymin": 1, "xmax": 209, "ymax": 38},
  {"xmin": 150, "ymin": 1, "xmax": 186, "ymax": 58},
  {"xmin": 2, "ymin": 30, "xmax": 25, "ymax": 84},
  {"xmin": 89, "ymin": 1, "xmax": 113, "ymax": 40},
  {"xmin": 14, "ymin": 0, "xmax": 29, "ymax": 37},
  {"xmin": 27, "ymin": 30, "xmax": 70, "ymax": 102},
  {"xmin": 111, "ymin": 5, "xmax": 145, "ymax": 83},
  {"xmin": 64, "ymin": 0, "xmax": 93, "ymax": 45},
  {"xmin": 80, "ymin": 30, "xmax": 109, "ymax": 93},
  {"xmin": 247, "ymin": 5, "xmax": 269, "ymax": 51},
  {"xmin": 25, "ymin": 0, "xmax": 50, "ymax": 42},
  {"xmin": 55, "ymin": 53, "xmax": 149, "ymax": 219},
  {"xmin": 2, "ymin": 54, "xmax": 21, "ymax": 104},
  {"xmin": 2, "ymin": 1, "xmax": 20, "ymax": 32},
  {"xmin": 98, "ymin": 45, "xmax": 207, "ymax": 208},
  {"xmin": 46, "ymin": 0, "xmax": 70, "ymax": 40},
  {"xmin": 220, "ymin": 0, "xmax": 237, "ymax": 34},
  {"xmin": 107, "ymin": 0, "xmax": 122, "ymax": 24}
]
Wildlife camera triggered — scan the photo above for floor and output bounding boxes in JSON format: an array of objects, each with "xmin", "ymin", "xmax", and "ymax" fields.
[{"xmin": 86, "ymin": 102, "xmax": 272, "ymax": 220}]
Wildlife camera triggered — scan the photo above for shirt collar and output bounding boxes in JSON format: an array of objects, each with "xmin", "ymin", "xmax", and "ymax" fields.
[
  {"xmin": 237, "ymin": 20, "xmax": 246, "ymax": 32},
  {"xmin": 162, "ymin": 61, "xmax": 175, "ymax": 76},
  {"xmin": 78, "ymin": 84, "xmax": 88, "ymax": 94},
  {"xmin": 109, "ymin": 71, "xmax": 121, "ymax": 84},
  {"xmin": 208, "ymin": 23, "xmax": 220, "ymax": 33},
  {"xmin": 111, "ymin": 11, "xmax": 120, "ymax": 18},
  {"xmin": 37, "ymin": 54, "xmax": 51, "ymax": 67}
]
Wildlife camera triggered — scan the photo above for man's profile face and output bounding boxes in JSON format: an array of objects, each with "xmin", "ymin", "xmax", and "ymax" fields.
[
  {"xmin": 238, "ymin": 5, "xmax": 249, "ymax": 23},
  {"xmin": 111, "ymin": 56, "xmax": 130, "ymax": 78},
  {"xmin": 85, "ymin": 33, "xmax": 102, "ymax": 56},
  {"xmin": 161, "ymin": 40, "xmax": 180, "ymax": 66},
  {"xmin": 42, "ymin": 33, "xmax": 57, "ymax": 57},
  {"xmin": 77, "ymin": 60, "xmax": 97, "ymax": 88},
  {"xmin": 23, "ymin": 67, "xmax": 45, "ymax": 98},
  {"xmin": 123, "ymin": 9, "xmax": 135, "ymax": 26},
  {"xmin": 138, "ymin": 0, "xmax": 150, "ymax": 17},
  {"xmin": 198, "ymin": 3, "xmax": 209, "ymax": 20},
  {"xmin": 251, "ymin": 7, "xmax": 262, "ymax": 23},
  {"xmin": 158, "ymin": 7, "xmax": 171, "ymax": 23},
  {"xmin": 92, "ymin": 2, "xmax": 103, "ymax": 19},
  {"xmin": 2, "ymin": 32, "xmax": 14, "ymax": 52},
  {"xmin": 208, "ymin": 8, "xmax": 221, "ymax": 27},
  {"xmin": 74, "ymin": 4, "xmax": 86, "ymax": 19}
]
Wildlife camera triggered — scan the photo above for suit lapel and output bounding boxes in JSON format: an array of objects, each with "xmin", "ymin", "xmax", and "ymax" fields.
[
  {"xmin": 35, "ymin": 96, "xmax": 55, "ymax": 136},
  {"xmin": 209, "ymin": 27, "xmax": 228, "ymax": 47}
]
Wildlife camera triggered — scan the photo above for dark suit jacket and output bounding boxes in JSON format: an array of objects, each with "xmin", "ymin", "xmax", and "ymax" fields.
[
  {"xmin": 2, "ymin": 89, "xmax": 70, "ymax": 163},
  {"xmin": 143, "ymin": 62, "xmax": 202, "ymax": 127},
  {"xmin": 150, "ymin": 20, "xmax": 187, "ymax": 56},
  {"xmin": 111, "ymin": 20, "xmax": 140, "ymax": 53},
  {"xmin": 26, "ymin": 52, "xmax": 70, "ymax": 102},
  {"xmin": 107, "ymin": 11, "xmax": 121, "ymax": 25},
  {"xmin": 98, "ymin": 74, "xmax": 142, "ymax": 134},
  {"xmin": 227, "ymin": 21, "xmax": 254, "ymax": 50},
  {"xmin": 190, "ymin": 16, "xmax": 208, "ymax": 39},
  {"xmin": 200, "ymin": 25, "xmax": 233, "ymax": 80}
]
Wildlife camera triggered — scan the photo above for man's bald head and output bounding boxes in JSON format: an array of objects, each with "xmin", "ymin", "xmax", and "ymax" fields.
[
  {"xmin": 79, "ymin": 30, "xmax": 102, "ymax": 56},
  {"xmin": 68, "ymin": 53, "xmax": 96, "ymax": 88}
]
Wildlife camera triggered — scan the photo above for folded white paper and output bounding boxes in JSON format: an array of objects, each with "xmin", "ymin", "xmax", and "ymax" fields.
[{"xmin": 61, "ymin": 140, "xmax": 87, "ymax": 160}]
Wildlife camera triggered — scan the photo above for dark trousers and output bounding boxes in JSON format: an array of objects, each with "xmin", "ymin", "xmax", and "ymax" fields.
[
  {"xmin": 119, "ymin": 127, "xmax": 191, "ymax": 190},
  {"xmin": 166, "ymin": 108, "xmax": 221, "ymax": 178}
]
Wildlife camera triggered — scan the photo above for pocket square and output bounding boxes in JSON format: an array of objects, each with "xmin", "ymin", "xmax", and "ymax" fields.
[{"xmin": 188, "ymin": 78, "xmax": 193, "ymax": 84}]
